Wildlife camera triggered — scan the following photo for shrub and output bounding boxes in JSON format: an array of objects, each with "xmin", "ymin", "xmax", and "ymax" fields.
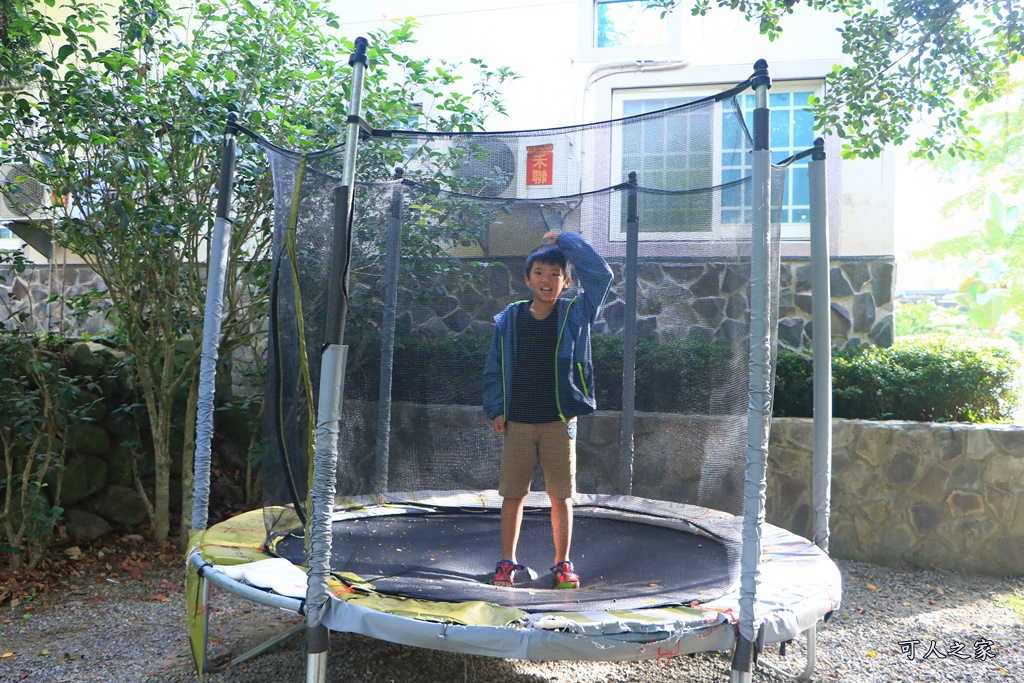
[
  {"xmin": 0, "ymin": 335, "xmax": 87, "ymax": 570},
  {"xmin": 346, "ymin": 331, "xmax": 1021, "ymax": 422},
  {"xmin": 774, "ymin": 335, "xmax": 1022, "ymax": 423},
  {"xmin": 348, "ymin": 332, "xmax": 734, "ymax": 414}
]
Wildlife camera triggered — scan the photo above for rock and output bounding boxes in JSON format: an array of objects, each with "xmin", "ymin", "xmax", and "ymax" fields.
[
  {"xmin": 99, "ymin": 443, "xmax": 137, "ymax": 487},
  {"xmin": 47, "ymin": 455, "xmax": 108, "ymax": 507},
  {"xmin": 211, "ymin": 476, "xmax": 246, "ymax": 505},
  {"xmin": 86, "ymin": 484, "xmax": 149, "ymax": 526},
  {"xmin": 66, "ymin": 342, "xmax": 105, "ymax": 377},
  {"xmin": 63, "ymin": 508, "xmax": 112, "ymax": 540},
  {"xmin": 103, "ymin": 410, "xmax": 141, "ymax": 439},
  {"xmin": 65, "ymin": 423, "xmax": 111, "ymax": 457}
]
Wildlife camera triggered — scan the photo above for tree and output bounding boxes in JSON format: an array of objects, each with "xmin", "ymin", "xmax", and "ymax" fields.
[
  {"xmin": 926, "ymin": 77, "xmax": 1024, "ymax": 215},
  {"xmin": 0, "ymin": 0, "xmax": 34, "ymax": 87},
  {"xmin": 915, "ymin": 193, "xmax": 1022, "ymax": 340},
  {"xmin": 645, "ymin": 0, "xmax": 1023, "ymax": 160},
  {"xmin": 0, "ymin": 0, "xmax": 515, "ymax": 542}
]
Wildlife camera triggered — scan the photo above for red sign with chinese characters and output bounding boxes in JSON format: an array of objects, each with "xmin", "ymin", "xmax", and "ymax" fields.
[{"xmin": 526, "ymin": 144, "xmax": 554, "ymax": 186}]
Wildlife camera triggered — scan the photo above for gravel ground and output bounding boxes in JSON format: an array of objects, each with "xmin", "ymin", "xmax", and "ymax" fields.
[{"xmin": 1, "ymin": 559, "xmax": 1021, "ymax": 682}]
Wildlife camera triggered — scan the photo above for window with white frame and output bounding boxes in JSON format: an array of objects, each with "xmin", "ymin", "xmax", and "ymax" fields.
[
  {"xmin": 610, "ymin": 81, "xmax": 820, "ymax": 241},
  {"xmin": 578, "ymin": 0, "xmax": 682, "ymax": 60},
  {"xmin": 737, "ymin": 87, "xmax": 818, "ymax": 239},
  {"xmin": 594, "ymin": 0, "xmax": 667, "ymax": 48}
]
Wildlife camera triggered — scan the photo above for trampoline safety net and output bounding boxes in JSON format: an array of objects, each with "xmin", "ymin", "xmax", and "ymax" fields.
[{"xmin": 258, "ymin": 91, "xmax": 784, "ymax": 612}]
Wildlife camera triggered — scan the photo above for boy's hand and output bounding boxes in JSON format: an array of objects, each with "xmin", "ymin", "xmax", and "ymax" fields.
[
  {"xmin": 493, "ymin": 415, "xmax": 507, "ymax": 434},
  {"xmin": 542, "ymin": 230, "xmax": 560, "ymax": 245}
]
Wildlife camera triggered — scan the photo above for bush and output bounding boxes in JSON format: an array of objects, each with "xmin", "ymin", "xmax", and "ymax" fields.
[
  {"xmin": 593, "ymin": 336, "xmax": 733, "ymax": 413},
  {"xmin": 348, "ymin": 332, "xmax": 734, "ymax": 414},
  {"xmin": 345, "ymin": 331, "xmax": 1021, "ymax": 423},
  {"xmin": 774, "ymin": 335, "xmax": 1022, "ymax": 423}
]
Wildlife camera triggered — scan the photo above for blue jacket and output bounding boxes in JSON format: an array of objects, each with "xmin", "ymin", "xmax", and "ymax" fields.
[{"xmin": 482, "ymin": 232, "xmax": 613, "ymax": 423}]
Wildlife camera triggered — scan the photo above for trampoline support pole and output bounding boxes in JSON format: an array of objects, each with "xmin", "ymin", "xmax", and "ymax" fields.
[
  {"xmin": 306, "ymin": 624, "xmax": 329, "ymax": 683},
  {"xmin": 808, "ymin": 138, "xmax": 832, "ymax": 554},
  {"xmin": 733, "ymin": 57, "xmax": 772, "ymax": 683},
  {"xmin": 192, "ymin": 113, "xmax": 239, "ymax": 534},
  {"xmin": 373, "ymin": 171, "xmax": 404, "ymax": 492},
  {"xmin": 619, "ymin": 171, "xmax": 639, "ymax": 495},
  {"xmin": 304, "ymin": 37, "xmax": 369, "ymax": 683}
]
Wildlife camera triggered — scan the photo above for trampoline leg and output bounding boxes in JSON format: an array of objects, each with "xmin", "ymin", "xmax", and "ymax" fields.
[
  {"xmin": 200, "ymin": 576, "xmax": 215, "ymax": 672},
  {"xmin": 228, "ymin": 621, "xmax": 306, "ymax": 668},
  {"xmin": 305, "ymin": 623, "xmax": 329, "ymax": 683},
  {"xmin": 756, "ymin": 624, "xmax": 818, "ymax": 681},
  {"xmin": 730, "ymin": 634, "xmax": 755, "ymax": 683}
]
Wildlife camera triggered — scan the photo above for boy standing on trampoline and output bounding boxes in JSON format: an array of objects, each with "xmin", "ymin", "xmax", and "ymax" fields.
[{"xmin": 483, "ymin": 229, "xmax": 613, "ymax": 589}]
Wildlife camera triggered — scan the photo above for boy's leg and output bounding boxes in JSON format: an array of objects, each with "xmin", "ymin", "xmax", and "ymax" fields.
[
  {"xmin": 538, "ymin": 419, "xmax": 580, "ymax": 588},
  {"xmin": 548, "ymin": 494, "xmax": 573, "ymax": 563},
  {"xmin": 496, "ymin": 421, "xmax": 536, "ymax": 586},
  {"xmin": 501, "ymin": 496, "xmax": 526, "ymax": 561}
]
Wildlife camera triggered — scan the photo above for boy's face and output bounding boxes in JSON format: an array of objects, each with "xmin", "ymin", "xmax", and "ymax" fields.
[{"xmin": 524, "ymin": 261, "xmax": 571, "ymax": 304}]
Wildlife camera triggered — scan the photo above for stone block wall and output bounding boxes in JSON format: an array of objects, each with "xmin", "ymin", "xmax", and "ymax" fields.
[
  {"xmin": 778, "ymin": 256, "xmax": 895, "ymax": 350},
  {"xmin": 769, "ymin": 418, "xmax": 1024, "ymax": 576},
  {"xmin": 340, "ymin": 405, "xmax": 1022, "ymax": 576},
  {"xmin": 0, "ymin": 263, "xmax": 110, "ymax": 336},
  {"xmin": 3, "ymin": 255, "xmax": 897, "ymax": 353},
  {"xmin": 394, "ymin": 254, "xmax": 897, "ymax": 351}
]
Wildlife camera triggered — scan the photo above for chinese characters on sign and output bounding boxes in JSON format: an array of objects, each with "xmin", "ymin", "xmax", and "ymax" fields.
[
  {"xmin": 896, "ymin": 638, "xmax": 997, "ymax": 661},
  {"xmin": 526, "ymin": 144, "xmax": 554, "ymax": 186}
]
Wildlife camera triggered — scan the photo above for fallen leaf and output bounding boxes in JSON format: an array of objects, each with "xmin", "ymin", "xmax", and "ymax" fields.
[
  {"xmin": 1, "ymin": 652, "xmax": 13, "ymax": 658},
  {"xmin": 149, "ymin": 593, "xmax": 171, "ymax": 602},
  {"xmin": 866, "ymin": 651, "xmax": 877, "ymax": 658},
  {"xmin": 866, "ymin": 583, "xmax": 878, "ymax": 591}
]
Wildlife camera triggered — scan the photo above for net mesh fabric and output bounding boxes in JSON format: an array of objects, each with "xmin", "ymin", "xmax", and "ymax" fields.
[{"xmin": 259, "ymin": 94, "xmax": 783, "ymax": 603}]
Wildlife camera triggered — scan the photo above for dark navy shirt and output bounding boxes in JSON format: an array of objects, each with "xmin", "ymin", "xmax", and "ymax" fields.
[{"xmin": 507, "ymin": 301, "xmax": 560, "ymax": 423}]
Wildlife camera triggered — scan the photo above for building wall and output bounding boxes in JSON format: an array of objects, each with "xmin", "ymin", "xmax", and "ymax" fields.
[{"xmin": 338, "ymin": 1, "xmax": 895, "ymax": 263}]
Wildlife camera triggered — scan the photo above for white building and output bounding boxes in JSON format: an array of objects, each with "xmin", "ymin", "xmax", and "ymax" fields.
[{"xmin": 336, "ymin": 0, "xmax": 896, "ymax": 347}]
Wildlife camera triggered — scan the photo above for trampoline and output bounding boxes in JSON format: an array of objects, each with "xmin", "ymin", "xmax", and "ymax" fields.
[{"xmin": 187, "ymin": 42, "xmax": 842, "ymax": 683}]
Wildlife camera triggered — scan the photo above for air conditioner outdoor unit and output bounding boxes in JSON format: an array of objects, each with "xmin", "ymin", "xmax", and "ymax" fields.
[
  {"xmin": 0, "ymin": 164, "xmax": 51, "ymax": 222},
  {"xmin": 448, "ymin": 136, "xmax": 582, "ymax": 257},
  {"xmin": 451, "ymin": 135, "xmax": 581, "ymax": 199}
]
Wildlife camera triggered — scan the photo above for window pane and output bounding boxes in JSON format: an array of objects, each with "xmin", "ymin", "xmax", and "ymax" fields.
[
  {"xmin": 620, "ymin": 98, "xmax": 713, "ymax": 233},
  {"xmin": 734, "ymin": 89, "xmax": 816, "ymax": 229},
  {"xmin": 596, "ymin": 0, "xmax": 667, "ymax": 48},
  {"xmin": 789, "ymin": 164, "xmax": 810, "ymax": 223},
  {"xmin": 771, "ymin": 110, "xmax": 790, "ymax": 150},
  {"xmin": 794, "ymin": 109, "xmax": 815, "ymax": 146}
]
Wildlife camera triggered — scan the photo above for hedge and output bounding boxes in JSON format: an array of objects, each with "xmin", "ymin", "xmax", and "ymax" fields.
[
  {"xmin": 772, "ymin": 334, "xmax": 1022, "ymax": 423},
  {"xmin": 347, "ymin": 332, "xmax": 1021, "ymax": 423}
]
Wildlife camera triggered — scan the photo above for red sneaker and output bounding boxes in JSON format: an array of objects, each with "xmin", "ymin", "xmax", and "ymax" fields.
[
  {"xmin": 551, "ymin": 561, "xmax": 580, "ymax": 589},
  {"xmin": 493, "ymin": 559, "xmax": 525, "ymax": 587}
]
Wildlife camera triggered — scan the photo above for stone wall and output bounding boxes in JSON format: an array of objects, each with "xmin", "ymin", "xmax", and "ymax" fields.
[
  {"xmin": 778, "ymin": 256, "xmax": 895, "ymax": 349},
  {"xmin": 0, "ymin": 342, "xmax": 256, "ymax": 543},
  {"xmin": 343, "ymin": 405, "xmax": 1023, "ymax": 577},
  {"xmin": 0, "ymin": 263, "xmax": 110, "ymax": 336},
  {"xmin": 769, "ymin": 418, "xmax": 1024, "ymax": 576},
  {"xmin": 3, "ymin": 256, "xmax": 897, "ymax": 352}
]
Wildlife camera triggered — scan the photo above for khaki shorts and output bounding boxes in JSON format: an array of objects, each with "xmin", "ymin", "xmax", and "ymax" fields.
[{"xmin": 499, "ymin": 418, "xmax": 577, "ymax": 499}]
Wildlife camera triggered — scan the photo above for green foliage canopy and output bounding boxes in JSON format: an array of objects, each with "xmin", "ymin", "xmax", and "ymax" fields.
[
  {"xmin": 645, "ymin": 0, "xmax": 1023, "ymax": 160},
  {"xmin": 0, "ymin": 0, "xmax": 515, "ymax": 541}
]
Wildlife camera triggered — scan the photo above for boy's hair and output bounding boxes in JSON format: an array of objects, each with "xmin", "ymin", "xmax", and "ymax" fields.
[{"xmin": 524, "ymin": 244, "xmax": 570, "ymax": 277}]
